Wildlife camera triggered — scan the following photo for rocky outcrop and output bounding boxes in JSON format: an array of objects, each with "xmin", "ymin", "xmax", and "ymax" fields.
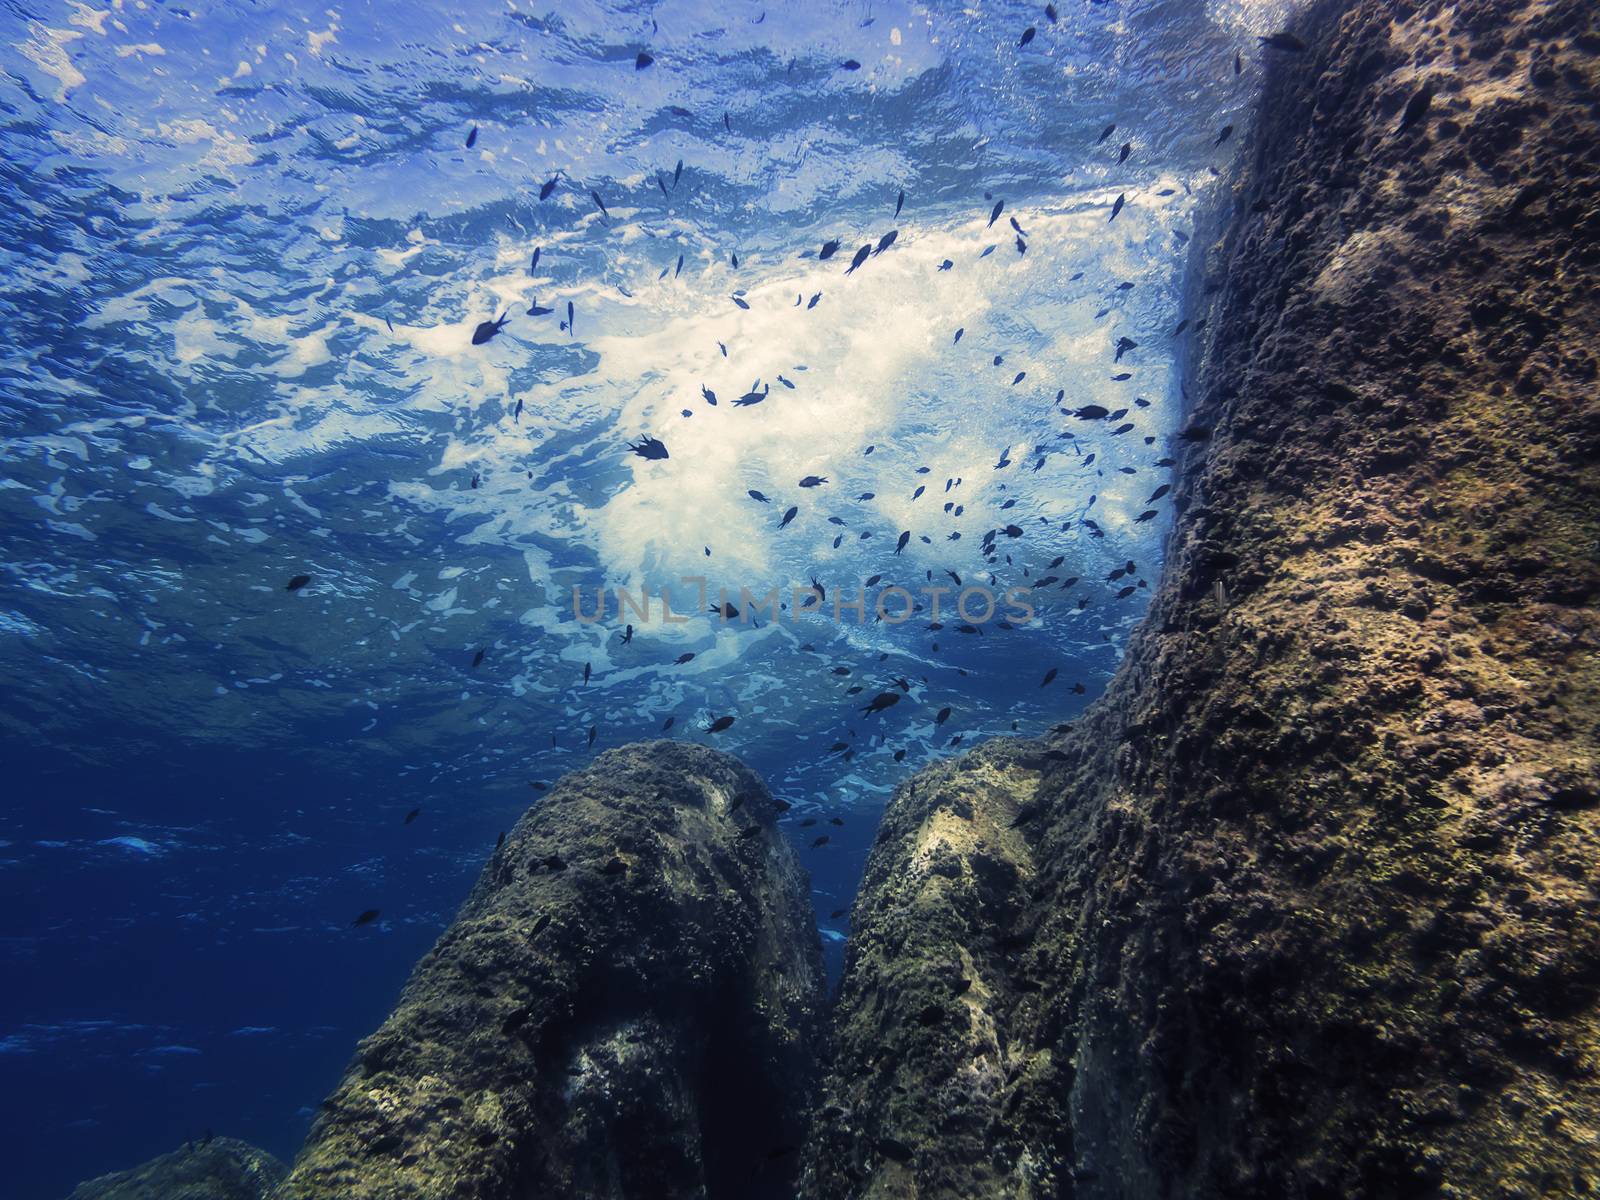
[
  {"xmin": 278, "ymin": 742, "xmax": 825, "ymax": 1200},
  {"xmin": 66, "ymin": 1138, "xmax": 285, "ymax": 1200},
  {"xmin": 805, "ymin": 0, "xmax": 1600, "ymax": 1197}
]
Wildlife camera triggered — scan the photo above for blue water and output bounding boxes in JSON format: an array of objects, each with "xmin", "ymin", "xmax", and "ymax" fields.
[{"xmin": 1, "ymin": 0, "xmax": 1278, "ymax": 1193}]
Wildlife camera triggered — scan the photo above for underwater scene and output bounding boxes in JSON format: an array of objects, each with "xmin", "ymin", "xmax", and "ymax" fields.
[{"xmin": 5, "ymin": 0, "xmax": 1599, "ymax": 1196}]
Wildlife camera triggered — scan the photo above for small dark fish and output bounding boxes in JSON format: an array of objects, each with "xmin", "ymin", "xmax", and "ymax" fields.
[
  {"xmin": 1009, "ymin": 803, "xmax": 1042, "ymax": 828},
  {"xmin": 404, "ymin": 808, "xmax": 421, "ymax": 825},
  {"xmin": 1019, "ymin": 26, "xmax": 1036, "ymax": 47},
  {"xmin": 539, "ymin": 177, "xmax": 558, "ymax": 200},
  {"xmin": 708, "ymin": 714, "xmax": 736, "ymax": 733},
  {"xmin": 566, "ymin": 301, "xmax": 574, "ymax": 336},
  {"xmin": 472, "ymin": 648, "xmax": 485, "ymax": 669},
  {"xmin": 1015, "ymin": 235, "xmax": 1027, "ymax": 255},
  {"xmin": 1110, "ymin": 194, "xmax": 1126, "ymax": 221},
  {"xmin": 798, "ymin": 475, "xmax": 828, "ymax": 488},
  {"xmin": 780, "ymin": 506, "xmax": 798, "ymax": 529},
  {"xmin": 587, "ymin": 725, "xmax": 597, "ymax": 748},
  {"xmin": 842, "ymin": 59, "xmax": 861, "ymax": 70},
  {"xmin": 675, "ymin": 653, "xmax": 696, "ymax": 666},
  {"xmin": 628, "ymin": 436, "xmax": 669, "ymax": 461},
  {"xmin": 935, "ymin": 706, "xmax": 951, "ymax": 725},
  {"xmin": 1117, "ymin": 141, "xmax": 1130, "ymax": 164},
  {"xmin": 1046, "ymin": 3, "xmax": 1058, "ymax": 22},
  {"xmin": 465, "ymin": 126, "xmax": 478, "ymax": 149},
  {"xmin": 894, "ymin": 189, "xmax": 904, "ymax": 218},
  {"xmin": 810, "ymin": 835, "xmax": 831, "ymax": 849},
  {"xmin": 954, "ymin": 327, "xmax": 964, "ymax": 344},
  {"xmin": 1258, "ymin": 31, "xmax": 1307, "ymax": 52},
  {"xmin": 988, "ymin": 199, "xmax": 1004, "ymax": 227},
  {"xmin": 1134, "ymin": 509, "xmax": 1158, "ymax": 523},
  {"xmin": 286, "ymin": 573, "xmax": 311, "ymax": 591},
  {"xmin": 874, "ymin": 229, "xmax": 897, "ymax": 255},
  {"xmin": 673, "ymin": 159, "xmax": 683, "ymax": 188},
  {"xmin": 732, "ymin": 295, "xmax": 750, "ymax": 310},
  {"xmin": 895, "ymin": 530, "xmax": 910, "ymax": 555},
  {"xmin": 636, "ymin": 51, "xmax": 654, "ymax": 70},
  {"xmin": 748, "ymin": 489, "xmax": 770, "ymax": 503},
  {"xmin": 662, "ymin": 715, "xmax": 676, "ymax": 731},
  {"xmin": 1115, "ymin": 336, "xmax": 1138, "ymax": 362},
  {"xmin": 352, "ymin": 909, "xmax": 380, "ymax": 927},
  {"xmin": 1097, "ymin": 123, "xmax": 1115, "ymax": 144},
  {"xmin": 877, "ymin": 1138, "xmax": 913, "ymax": 1164},
  {"xmin": 807, "ymin": 292, "xmax": 822, "ymax": 309},
  {"xmin": 735, "ymin": 385, "xmax": 769, "ymax": 407},
  {"xmin": 1040, "ymin": 668, "xmax": 1057, "ymax": 687},
  {"xmin": 820, "ymin": 239, "xmax": 840, "ymax": 260},
  {"xmin": 471, "ymin": 312, "xmax": 510, "ymax": 345},
  {"xmin": 1398, "ymin": 85, "xmax": 1434, "ymax": 133},
  {"xmin": 938, "ymin": 259, "xmax": 953, "ymax": 271},
  {"xmin": 862, "ymin": 691, "xmax": 900, "ymax": 715},
  {"xmin": 1147, "ymin": 484, "xmax": 1170, "ymax": 502},
  {"xmin": 1234, "ymin": 51, "xmax": 1243, "ymax": 75},
  {"xmin": 590, "ymin": 190, "xmax": 610, "ymax": 218},
  {"xmin": 846, "ymin": 244, "xmax": 872, "ymax": 274},
  {"xmin": 702, "ymin": 385, "xmax": 718, "ymax": 405},
  {"xmin": 1214, "ymin": 124, "xmax": 1234, "ymax": 147},
  {"xmin": 675, "ymin": 253, "xmax": 684, "ymax": 278}
]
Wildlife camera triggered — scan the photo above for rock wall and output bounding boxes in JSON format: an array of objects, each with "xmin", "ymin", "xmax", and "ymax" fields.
[
  {"xmin": 805, "ymin": 0, "xmax": 1600, "ymax": 1196},
  {"xmin": 278, "ymin": 742, "xmax": 825, "ymax": 1200},
  {"xmin": 66, "ymin": 1138, "xmax": 284, "ymax": 1200}
]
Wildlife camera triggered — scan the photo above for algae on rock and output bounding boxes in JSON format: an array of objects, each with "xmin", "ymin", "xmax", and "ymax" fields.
[
  {"xmin": 278, "ymin": 741, "xmax": 825, "ymax": 1200},
  {"xmin": 65, "ymin": 1138, "xmax": 285, "ymax": 1200},
  {"xmin": 804, "ymin": 0, "xmax": 1600, "ymax": 1195}
]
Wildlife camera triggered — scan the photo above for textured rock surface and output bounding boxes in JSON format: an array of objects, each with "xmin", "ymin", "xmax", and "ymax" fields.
[
  {"xmin": 279, "ymin": 741, "xmax": 824, "ymax": 1200},
  {"xmin": 806, "ymin": 0, "xmax": 1600, "ymax": 1196},
  {"xmin": 65, "ymin": 1138, "xmax": 285, "ymax": 1200}
]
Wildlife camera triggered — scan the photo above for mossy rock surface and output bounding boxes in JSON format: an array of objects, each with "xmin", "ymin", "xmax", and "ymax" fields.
[
  {"xmin": 66, "ymin": 1138, "xmax": 285, "ymax": 1200},
  {"xmin": 805, "ymin": 0, "xmax": 1600, "ymax": 1196},
  {"xmin": 279, "ymin": 741, "xmax": 825, "ymax": 1200}
]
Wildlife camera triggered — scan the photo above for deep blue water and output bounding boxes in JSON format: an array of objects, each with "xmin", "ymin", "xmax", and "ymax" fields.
[{"xmin": 1, "ymin": 0, "xmax": 1279, "ymax": 1193}]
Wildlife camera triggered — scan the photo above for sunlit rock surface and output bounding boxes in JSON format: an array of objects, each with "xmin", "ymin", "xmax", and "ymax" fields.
[
  {"xmin": 806, "ymin": 0, "xmax": 1600, "ymax": 1195},
  {"xmin": 278, "ymin": 742, "xmax": 824, "ymax": 1200},
  {"xmin": 65, "ymin": 1138, "xmax": 284, "ymax": 1200}
]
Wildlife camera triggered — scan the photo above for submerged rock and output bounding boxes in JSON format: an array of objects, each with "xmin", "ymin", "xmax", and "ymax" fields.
[
  {"xmin": 279, "ymin": 741, "xmax": 824, "ymax": 1200},
  {"xmin": 807, "ymin": 0, "xmax": 1600, "ymax": 1194},
  {"xmin": 66, "ymin": 1137, "xmax": 285, "ymax": 1200}
]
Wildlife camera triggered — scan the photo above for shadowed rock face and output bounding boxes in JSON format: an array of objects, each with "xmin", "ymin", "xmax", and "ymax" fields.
[
  {"xmin": 805, "ymin": 0, "xmax": 1600, "ymax": 1196},
  {"xmin": 279, "ymin": 741, "xmax": 825, "ymax": 1200},
  {"xmin": 65, "ymin": 1138, "xmax": 285, "ymax": 1200}
]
